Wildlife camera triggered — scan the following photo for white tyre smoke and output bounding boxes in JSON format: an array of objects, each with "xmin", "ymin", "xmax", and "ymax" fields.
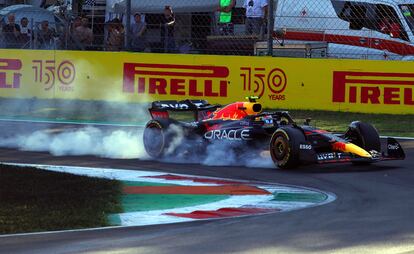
[
  {"xmin": 0, "ymin": 125, "xmax": 273, "ymax": 168},
  {"xmin": 0, "ymin": 127, "xmax": 148, "ymax": 159}
]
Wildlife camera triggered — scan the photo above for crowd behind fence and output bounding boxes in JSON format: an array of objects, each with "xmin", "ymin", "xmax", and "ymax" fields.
[{"xmin": 1, "ymin": 0, "xmax": 414, "ymax": 59}]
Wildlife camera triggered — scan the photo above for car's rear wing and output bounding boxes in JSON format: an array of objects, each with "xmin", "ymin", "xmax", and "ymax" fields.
[{"xmin": 149, "ymin": 99, "xmax": 220, "ymax": 121}]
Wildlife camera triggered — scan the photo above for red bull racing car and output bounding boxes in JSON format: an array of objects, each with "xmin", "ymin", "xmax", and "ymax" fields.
[{"xmin": 143, "ymin": 97, "xmax": 405, "ymax": 169}]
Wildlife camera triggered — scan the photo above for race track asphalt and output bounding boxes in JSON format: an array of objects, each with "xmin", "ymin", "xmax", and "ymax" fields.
[{"xmin": 0, "ymin": 121, "xmax": 413, "ymax": 254}]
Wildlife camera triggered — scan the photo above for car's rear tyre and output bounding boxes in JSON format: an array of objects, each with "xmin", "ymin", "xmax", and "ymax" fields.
[
  {"xmin": 270, "ymin": 127, "xmax": 306, "ymax": 169},
  {"xmin": 143, "ymin": 119, "xmax": 175, "ymax": 158}
]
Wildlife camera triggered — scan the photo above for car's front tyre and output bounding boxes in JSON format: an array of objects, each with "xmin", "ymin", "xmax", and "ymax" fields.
[
  {"xmin": 269, "ymin": 127, "xmax": 305, "ymax": 169},
  {"xmin": 345, "ymin": 121, "xmax": 381, "ymax": 165},
  {"xmin": 346, "ymin": 121, "xmax": 381, "ymax": 152}
]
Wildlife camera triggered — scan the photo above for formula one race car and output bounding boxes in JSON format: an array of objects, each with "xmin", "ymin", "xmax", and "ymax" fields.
[{"xmin": 143, "ymin": 97, "xmax": 405, "ymax": 169}]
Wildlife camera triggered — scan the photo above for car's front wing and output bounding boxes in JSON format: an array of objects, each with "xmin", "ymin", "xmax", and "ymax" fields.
[{"xmin": 298, "ymin": 137, "xmax": 405, "ymax": 165}]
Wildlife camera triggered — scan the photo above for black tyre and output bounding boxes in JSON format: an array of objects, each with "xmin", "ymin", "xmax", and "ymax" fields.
[
  {"xmin": 143, "ymin": 119, "xmax": 175, "ymax": 158},
  {"xmin": 269, "ymin": 127, "xmax": 306, "ymax": 169},
  {"xmin": 346, "ymin": 121, "xmax": 381, "ymax": 152},
  {"xmin": 345, "ymin": 121, "xmax": 380, "ymax": 165}
]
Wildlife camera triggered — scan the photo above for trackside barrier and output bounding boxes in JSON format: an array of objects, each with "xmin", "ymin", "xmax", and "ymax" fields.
[{"xmin": 0, "ymin": 49, "xmax": 413, "ymax": 114}]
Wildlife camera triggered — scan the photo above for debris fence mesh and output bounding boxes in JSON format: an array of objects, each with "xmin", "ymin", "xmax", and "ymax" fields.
[{"xmin": 0, "ymin": 0, "xmax": 413, "ymax": 59}]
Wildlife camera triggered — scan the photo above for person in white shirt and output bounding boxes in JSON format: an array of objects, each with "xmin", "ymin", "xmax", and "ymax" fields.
[{"xmin": 243, "ymin": 0, "xmax": 268, "ymax": 38}]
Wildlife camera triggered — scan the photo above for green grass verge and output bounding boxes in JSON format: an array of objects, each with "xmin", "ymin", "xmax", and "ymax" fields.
[
  {"xmin": 288, "ymin": 110, "xmax": 414, "ymax": 137},
  {"xmin": 0, "ymin": 165, "xmax": 122, "ymax": 234}
]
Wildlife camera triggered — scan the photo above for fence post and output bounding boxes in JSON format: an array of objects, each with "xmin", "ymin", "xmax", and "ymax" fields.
[
  {"xmin": 33, "ymin": 21, "xmax": 38, "ymax": 49},
  {"xmin": 267, "ymin": 0, "xmax": 275, "ymax": 56},
  {"xmin": 30, "ymin": 18, "xmax": 34, "ymax": 49},
  {"xmin": 65, "ymin": 21, "xmax": 69, "ymax": 50},
  {"xmin": 125, "ymin": 0, "xmax": 132, "ymax": 50},
  {"xmin": 72, "ymin": 0, "xmax": 79, "ymax": 17}
]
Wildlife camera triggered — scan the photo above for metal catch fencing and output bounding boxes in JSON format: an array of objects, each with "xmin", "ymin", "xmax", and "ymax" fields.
[
  {"xmin": 0, "ymin": 0, "xmax": 413, "ymax": 60},
  {"xmin": 271, "ymin": 0, "xmax": 414, "ymax": 60}
]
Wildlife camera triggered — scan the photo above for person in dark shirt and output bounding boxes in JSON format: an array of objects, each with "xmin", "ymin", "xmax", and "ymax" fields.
[
  {"xmin": 37, "ymin": 20, "xmax": 56, "ymax": 49},
  {"xmin": 160, "ymin": 5, "xmax": 176, "ymax": 53},
  {"xmin": 67, "ymin": 16, "xmax": 82, "ymax": 49},
  {"xmin": 131, "ymin": 12, "xmax": 147, "ymax": 52},
  {"xmin": 2, "ymin": 14, "xmax": 21, "ymax": 48},
  {"xmin": 19, "ymin": 17, "xmax": 31, "ymax": 48}
]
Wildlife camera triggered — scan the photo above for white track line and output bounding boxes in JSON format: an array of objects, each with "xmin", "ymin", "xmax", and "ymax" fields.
[{"xmin": 380, "ymin": 136, "xmax": 414, "ymax": 140}]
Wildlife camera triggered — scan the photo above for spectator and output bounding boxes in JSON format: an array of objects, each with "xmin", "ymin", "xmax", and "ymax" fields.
[
  {"xmin": 0, "ymin": 19, "xmax": 4, "ymax": 47},
  {"xmin": 217, "ymin": 0, "xmax": 236, "ymax": 35},
  {"xmin": 2, "ymin": 14, "xmax": 21, "ymax": 48},
  {"xmin": 131, "ymin": 12, "xmax": 147, "ymax": 52},
  {"xmin": 160, "ymin": 5, "xmax": 176, "ymax": 53},
  {"xmin": 72, "ymin": 16, "xmax": 82, "ymax": 32},
  {"xmin": 243, "ymin": 0, "xmax": 268, "ymax": 38},
  {"xmin": 379, "ymin": 16, "xmax": 402, "ymax": 39},
  {"xmin": 74, "ymin": 17, "xmax": 93, "ymax": 49},
  {"xmin": 19, "ymin": 17, "xmax": 31, "ymax": 48},
  {"xmin": 65, "ymin": 16, "xmax": 82, "ymax": 49},
  {"xmin": 37, "ymin": 20, "xmax": 56, "ymax": 49},
  {"xmin": 107, "ymin": 18, "xmax": 124, "ymax": 51}
]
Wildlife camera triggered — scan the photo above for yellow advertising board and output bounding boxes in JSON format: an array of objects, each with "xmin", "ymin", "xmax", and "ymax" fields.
[{"xmin": 0, "ymin": 49, "xmax": 413, "ymax": 114}]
